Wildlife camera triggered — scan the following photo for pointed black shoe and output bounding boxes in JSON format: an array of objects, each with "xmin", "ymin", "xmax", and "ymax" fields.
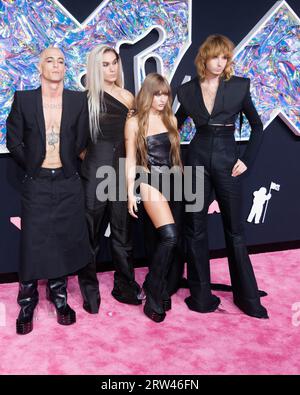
[
  {"xmin": 83, "ymin": 301, "xmax": 100, "ymax": 314},
  {"xmin": 143, "ymin": 304, "xmax": 166, "ymax": 323},
  {"xmin": 185, "ymin": 294, "xmax": 221, "ymax": 313},
  {"xmin": 111, "ymin": 281, "xmax": 142, "ymax": 305},
  {"xmin": 234, "ymin": 298, "xmax": 269, "ymax": 319},
  {"xmin": 111, "ymin": 289, "xmax": 142, "ymax": 305}
]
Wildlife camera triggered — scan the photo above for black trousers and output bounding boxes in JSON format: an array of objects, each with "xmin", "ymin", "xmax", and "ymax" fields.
[
  {"xmin": 78, "ymin": 198, "xmax": 140, "ymax": 291},
  {"xmin": 78, "ymin": 143, "xmax": 140, "ymax": 307},
  {"xmin": 185, "ymin": 126, "xmax": 263, "ymax": 311}
]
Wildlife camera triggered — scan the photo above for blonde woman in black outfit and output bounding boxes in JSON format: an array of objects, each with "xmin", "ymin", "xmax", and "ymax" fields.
[{"xmin": 78, "ymin": 45, "xmax": 141, "ymax": 313}]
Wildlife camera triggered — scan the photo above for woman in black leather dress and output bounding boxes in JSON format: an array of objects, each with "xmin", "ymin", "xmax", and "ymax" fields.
[
  {"xmin": 125, "ymin": 73, "xmax": 182, "ymax": 322},
  {"xmin": 78, "ymin": 45, "xmax": 141, "ymax": 313}
]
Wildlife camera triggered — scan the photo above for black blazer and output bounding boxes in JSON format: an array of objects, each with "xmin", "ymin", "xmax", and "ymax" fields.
[
  {"xmin": 6, "ymin": 87, "xmax": 89, "ymax": 177},
  {"xmin": 176, "ymin": 76, "xmax": 263, "ymax": 167}
]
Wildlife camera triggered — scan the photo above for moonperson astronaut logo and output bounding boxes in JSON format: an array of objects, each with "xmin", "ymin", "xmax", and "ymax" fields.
[{"xmin": 247, "ymin": 181, "xmax": 280, "ymax": 224}]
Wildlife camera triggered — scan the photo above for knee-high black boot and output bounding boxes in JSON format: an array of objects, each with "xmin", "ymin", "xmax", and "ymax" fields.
[
  {"xmin": 16, "ymin": 280, "xmax": 39, "ymax": 335},
  {"xmin": 143, "ymin": 223, "xmax": 178, "ymax": 322},
  {"xmin": 46, "ymin": 277, "xmax": 76, "ymax": 325}
]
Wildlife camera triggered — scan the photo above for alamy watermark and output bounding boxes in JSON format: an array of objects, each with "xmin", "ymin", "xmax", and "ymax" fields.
[{"xmin": 95, "ymin": 158, "xmax": 204, "ymax": 212}]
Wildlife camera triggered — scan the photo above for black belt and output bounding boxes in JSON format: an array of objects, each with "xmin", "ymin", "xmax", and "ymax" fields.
[
  {"xmin": 196, "ymin": 124, "xmax": 235, "ymax": 136},
  {"xmin": 39, "ymin": 167, "xmax": 63, "ymax": 175}
]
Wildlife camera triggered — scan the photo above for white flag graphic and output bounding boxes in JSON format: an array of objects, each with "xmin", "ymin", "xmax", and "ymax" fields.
[{"xmin": 270, "ymin": 182, "xmax": 280, "ymax": 191}]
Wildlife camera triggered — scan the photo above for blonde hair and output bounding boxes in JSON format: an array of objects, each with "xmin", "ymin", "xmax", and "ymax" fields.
[
  {"xmin": 86, "ymin": 45, "xmax": 124, "ymax": 142},
  {"xmin": 194, "ymin": 34, "xmax": 234, "ymax": 81},
  {"xmin": 135, "ymin": 73, "xmax": 181, "ymax": 169},
  {"xmin": 38, "ymin": 46, "xmax": 65, "ymax": 65}
]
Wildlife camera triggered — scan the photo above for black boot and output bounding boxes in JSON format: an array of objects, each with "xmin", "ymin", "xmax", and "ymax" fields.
[
  {"xmin": 16, "ymin": 280, "xmax": 39, "ymax": 335},
  {"xmin": 46, "ymin": 277, "xmax": 76, "ymax": 325},
  {"xmin": 111, "ymin": 273, "xmax": 142, "ymax": 306},
  {"xmin": 143, "ymin": 223, "xmax": 178, "ymax": 323}
]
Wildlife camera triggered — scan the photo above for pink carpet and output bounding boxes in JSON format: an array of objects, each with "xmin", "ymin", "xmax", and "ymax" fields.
[{"xmin": 0, "ymin": 249, "xmax": 299, "ymax": 375}]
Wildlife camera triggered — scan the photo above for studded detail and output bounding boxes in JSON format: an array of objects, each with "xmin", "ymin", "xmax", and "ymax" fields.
[{"xmin": 16, "ymin": 319, "xmax": 33, "ymax": 335}]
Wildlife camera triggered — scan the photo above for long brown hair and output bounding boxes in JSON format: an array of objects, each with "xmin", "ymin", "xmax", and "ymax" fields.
[
  {"xmin": 194, "ymin": 34, "xmax": 235, "ymax": 81},
  {"xmin": 135, "ymin": 73, "xmax": 181, "ymax": 169}
]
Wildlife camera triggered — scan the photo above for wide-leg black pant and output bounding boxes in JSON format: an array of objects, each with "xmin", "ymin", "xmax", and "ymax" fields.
[
  {"xmin": 78, "ymin": 142, "xmax": 140, "ymax": 310},
  {"xmin": 185, "ymin": 126, "xmax": 265, "ymax": 314},
  {"xmin": 77, "ymin": 197, "xmax": 141, "ymax": 305}
]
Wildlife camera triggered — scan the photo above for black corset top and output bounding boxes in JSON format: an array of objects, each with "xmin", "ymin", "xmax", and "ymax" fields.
[{"xmin": 146, "ymin": 132, "xmax": 171, "ymax": 168}]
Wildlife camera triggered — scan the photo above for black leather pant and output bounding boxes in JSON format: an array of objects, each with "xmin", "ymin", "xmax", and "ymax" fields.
[
  {"xmin": 78, "ymin": 143, "xmax": 141, "ymax": 310},
  {"xmin": 77, "ymin": 197, "xmax": 140, "ymax": 310},
  {"xmin": 185, "ymin": 126, "xmax": 264, "ymax": 313}
]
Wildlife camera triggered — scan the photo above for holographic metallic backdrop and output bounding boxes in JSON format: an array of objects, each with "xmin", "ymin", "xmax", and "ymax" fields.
[
  {"xmin": 0, "ymin": 0, "xmax": 191, "ymax": 152},
  {"xmin": 0, "ymin": 0, "xmax": 299, "ymax": 152},
  {"xmin": 179, "ymin": 1, "xmax": 300, "ymax": 143},
  {"xmin": 234, "ymin": 1, "xmax": 300, "ymax": 141}
]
